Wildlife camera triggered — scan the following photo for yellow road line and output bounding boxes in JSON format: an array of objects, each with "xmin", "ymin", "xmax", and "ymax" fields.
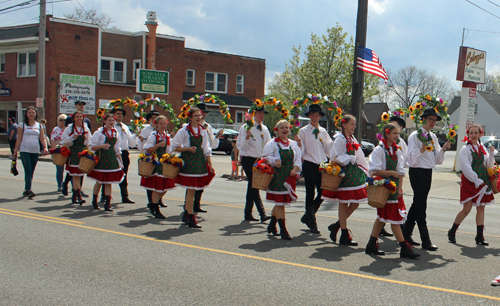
[
  {"xmin": 1, "ymin": 210, "xmax": 499, "ymax": 302},
  {"xmin": 0, "ymin": 208, "xmax": 84, "ymax": 224},
  {"xmin": 0, "ymin": 211, "xmax": 84, "ymax": 226}
]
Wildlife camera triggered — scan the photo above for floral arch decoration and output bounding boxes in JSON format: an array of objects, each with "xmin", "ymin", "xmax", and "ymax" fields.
[
  {"xmin": 289, "ymin": 93, "xmax": 343, "ymax": 134},
  {"xmin": 177, "ymin": 93, "xmax": 233, "ymax": 126},
  {"xmin": 376, "ymin": 107, "xmax": 407, "ymax": 141},
  {"xmin": 243, "ymin": 97, "xmax": 289, "ymax": 131}
]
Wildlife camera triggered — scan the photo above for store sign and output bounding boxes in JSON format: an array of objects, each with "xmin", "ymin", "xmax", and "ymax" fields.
[
  {"xmin": 136, "ymin": 69, "xmax": 169, "ymax": 94},
  {"xmin": 59, "ymin": 73, "xmax": 96, "ymax": 115},
  {"xmin": 456, "ymin": 46, "xmax": 486, "ymax": 83},
  {"xmin": 0, "ymin": 83, "xmax": 11, "ymax": 96}
]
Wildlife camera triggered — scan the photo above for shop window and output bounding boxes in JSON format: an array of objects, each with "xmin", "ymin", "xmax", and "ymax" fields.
[
  {"xmin": 100, "ymin": 57, "xmax": 126, "ymax": 83},
  {"xmin": 132, "ymin": 59, "xmax": 141, "ymax": 80},
  {"xmin": 186, "ymin": 69, "xmax": 195, "ymax": 86},
  {"xmin": 205, "ymin": 72, "xmax": 227, "ymax": 93},
  {"xmin": 236, "ymin": 111, "xmax": 245, "ymax": 123},
  {"xmin": 236, "ymin": 75, "xmax": 244, "ymax": 94},
  {"xmin": 18, "ymin": 52, "xmax": 36, "ymax": 77}
]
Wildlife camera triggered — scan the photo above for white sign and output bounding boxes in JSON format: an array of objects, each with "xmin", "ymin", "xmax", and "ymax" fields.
[
  {"xmin": 36, "ymin": 97, "xmax": 43, "ymax": 108},
  {"xmin": 59, "ymin": 74, "xmax": 96, "ymax": 115},
  {"xmin": 456, "ymin": 47, "xmax": 486, "ymax": 83}
]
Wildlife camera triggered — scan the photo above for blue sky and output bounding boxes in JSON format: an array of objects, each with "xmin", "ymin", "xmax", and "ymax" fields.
[{"xmin": 3, "ymin": 0, "xmax": 500, "ymax": 93}]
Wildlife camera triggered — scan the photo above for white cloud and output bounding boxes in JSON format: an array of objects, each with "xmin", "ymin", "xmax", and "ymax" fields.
[{"xmin": 369, "ymin": 0, "xmax": 390, "ymax": 15}]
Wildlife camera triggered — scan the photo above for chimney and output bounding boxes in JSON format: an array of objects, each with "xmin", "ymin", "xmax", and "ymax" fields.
[{"xmin": 145, "ymin": 11, "xmax": 158, "ymax": 70}]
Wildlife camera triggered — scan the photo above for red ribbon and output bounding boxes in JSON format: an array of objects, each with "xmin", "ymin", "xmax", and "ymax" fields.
[{"xmin": 156, "ymin": 131, "xmax": 170, "ymax": 146}]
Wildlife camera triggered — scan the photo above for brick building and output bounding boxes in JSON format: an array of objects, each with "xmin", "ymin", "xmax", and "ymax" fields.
[{"xmin": 0, "ymin": 12, "xmax": 265, "ymax": 140}]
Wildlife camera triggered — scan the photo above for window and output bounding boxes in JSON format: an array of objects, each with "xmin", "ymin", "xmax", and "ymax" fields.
[
  {"xmin": 186, "ymin": 69, "xmax": 195, "ymax": 86},
  {"xmin": 18, "ymin": 52, "xmax": 36, "ymax": 77},
  {"xmin": 132, "ymin": 59, "xmax": 141, "ymax": 80},
  {"xmin": 235, "ymin": 111, "xmax": 245, "ymax": 123},
  {"xmin": 475, "ymin": 103, "xmax": 478, "ymax": 115},
  {"xmin": 205, "ymin": 72, "xmax": 227, "ymax": 93},
  {"xmin": 236, "ymin": 75, "xmax": 244, "ymax": 94},
  {"xmin": 0, "ymin": 54, "xmax": 5, "ymax": 73},
  {"xmin": 100, "ymin": 57, "xmax": 126, "ymax": 83}
]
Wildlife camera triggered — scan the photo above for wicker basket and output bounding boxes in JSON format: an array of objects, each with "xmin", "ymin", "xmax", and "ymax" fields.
[
  {"xmin": 163, "ymin": 163, "xmax": 180, "ymax": 179},
  {"xmin": 252, "ymin": 170, "xmax": 274, "ymax": 191},
  {"xmin": 490, "ymin": 174, "xmax": 499, "ymax": 194},
  {"xmin": 52, "ymin": 153, "xmax": 69, "ymax": 167},
  {"xmin": 321, "ymin": 172, "xmax": 343, "ymax": 192},
  {"xmin": 78, "ymin": 156, "xmax": 97, "ymax": 174},
  {"xmin": 138, "ymin": 160, "xmax": 156, "ymax": 178},
  {"xmin": 367, "ymin": 185, "xmax": 391, "ymax": 208}
]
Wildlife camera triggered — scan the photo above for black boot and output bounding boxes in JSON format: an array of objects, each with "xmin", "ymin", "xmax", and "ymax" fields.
[
  {"xmin": 159, "ymin": 199, "xmax": 167, "ymax": 207},
  {"xmin": 365, "ymin": 236, "xmax": 385, "ymax": 255},
  {"xmin": 147, "ymin": 203, "xmax": 155, "ymax": 216},
  {"xmin": 92, "ymin": 194, "xmax": 100, "ymax": 210},
  {"xmin": 300, "ymin": 214, "xmax": 309, "ymax": 226},
  {"xmin": 448, "ymin": 223, "xmax": 459, "ymax": 243},
  {"xmin": 76, "ymin": 189, "xmax": 86, "ymax": 205},
  {"xmin": 255, "ymin": 199, "xmax": 271, "ymax": 222},
  {"xmin": 305, "ymin": 205, "xmax": 320, "ymax": 233},
  {"xmin": 419, "ymin": 222, "xmax": 437, "ymax": 250},
  {"xmin": 476, "ymin": 225, "xmax": 489, "ymax": 245},
  {"xmin": 181, "ymin": 210, "xmax": 187, "ymax": 223},
  {"xmin": 104, "ymin": 195, "xmax": 113, "ymax": 211},
  {"xmin": 328, "ymin": 221, "xmax": 340, "ymax": 243},
  {"xmin": 379, "ymin": 225, "xmax": 393, "ymax": 237},
  {"xmin": 62, "ymin": 174, "xmax": 70, "ymax": 196},
  {"xmin": 267, "ymin": 216, "xmax": 278, "ymax": 236},
  {"xmin": 339, "ymin": 228, "xmax": 358, "ymax": 246},
  {"xmin": 400, "ymin": 241, "xmax": 420, "ymax": 259},
  {"xmin": 193, "ymin": 190, "xmax": 206, "ymax": 212},
  {"xmin": 186, "ymin": 213, "xmax": 201, "ymax": 228},
  {"xmin": 154, "ymin": 204, "xmax": 166, "ymax": 219},
  {"xmin": 402, "ymin": 221, "xmax": 419, "ymax": 245},
  {"xmin": 71, "ymin": 189, "xmax": 78, "ymax": 204},
  {"xmin": 277, "ymin": 218, "xmax": 291, "ymax": 240}
]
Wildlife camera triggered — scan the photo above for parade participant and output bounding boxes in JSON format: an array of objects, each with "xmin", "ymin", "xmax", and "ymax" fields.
[
  {"xmin": 263, "ymin": 120, "xmax": 301, "ymax": 240},
  {"xmin": 62, "ymin": 100, "xmax": 92, "ymax": 197},
  {"xmin": 295, "ymin": 104, "xmax": 332, "ymax": 234},
  {"xmin": 236, "ymin": 106, "xmax": 272, "ymax": 222},
  {"xmin": 61, "ymin": 111, "xmax": 91, "ymax": 204},
  {"xmin": 12, "ymin": 106, "xmax": 49, "ymax": 198},
  {"xmin": 138, "ymin": 110, "xmax": 160, "ymax": 207},
  {"xmin": 230, "ymin": 140, "xmax": 239, "ymax": 180},
  {"xmin": 365, "ymin": 123, "xmax": 419, "ymax": 259},
  {"xmin": 171, "ymin": 106, "xmax": 215, "ymax": 228},
  {"xmin": 323, "ymin": 114, "xmax": 368, "ymax": 246},
  {"xmin": 448, "ymin": 124, "xmax": 495, "ymax": 245},
  {"xmin": 8, "ymin": 117, "xmax": 18, "ymax": 158},
  {"xmin": 403, "ymin": 108, "xmax": 451, "ymax": 250},
  {"xmin": 51, "ymin": 114, "xmax": 67, "ymax": 191},
  {"xmin": 140, "ymin": 115, "xmax": 175, "ymax": 219},
  {"xmin": 87, "ymin": 114, "xmax": 125, "ymax": 211}
]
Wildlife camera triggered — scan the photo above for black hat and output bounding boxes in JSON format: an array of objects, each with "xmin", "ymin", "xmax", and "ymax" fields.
[
  {"xmin": 110, "ymin": 108, "xmax": 126, "ymax": 116},
  {"xmin": 420, "ymin": 108, "xmax": 442, "ymax": 121},
  {"xmin": 197, "ymin": 102, "xmax": 210, "ymax": 114},
  {"xmin": 253, "ymin": 106, "xmax": 268, "ymax": 114},
  {"xmin": 146, "ymin": 110, "xmax": 160, "ymax": 121},
  {"xmin": 305, "ymin": 104, "xmax": 325, "ymax": 117},
  {"xmin": 389, "ymin": 116, "xmax": 406, "ymax": 129},
  {"xmin": 74, "ymin": 100, "xmax": 86, "ymax": 105}
]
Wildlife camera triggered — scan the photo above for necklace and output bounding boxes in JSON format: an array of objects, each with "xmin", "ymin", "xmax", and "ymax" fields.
[
  {"xmin": 104, "ymin": 128, "xmax": 116, "ymax": 139},
  {"xmin": 188, "ymin": 124, "xmax": 201, "ymax": 139},
  {"xmin": 275, "ymin": 137, "xmax": 290, "ymax": 147}
]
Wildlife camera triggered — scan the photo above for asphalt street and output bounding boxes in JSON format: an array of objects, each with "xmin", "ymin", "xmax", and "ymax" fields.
[{"xmin": 1, "ymin": 151, "xmax": 500, "ymax": 305}]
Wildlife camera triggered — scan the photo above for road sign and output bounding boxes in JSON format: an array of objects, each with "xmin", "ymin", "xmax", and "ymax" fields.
[
  {"xmin": 136, "ymin": 69, "xmax": 169, "ymax": 94},
  {"xmin": 36, "ymin": 97, "xmax": 44, "ymax": 107}
]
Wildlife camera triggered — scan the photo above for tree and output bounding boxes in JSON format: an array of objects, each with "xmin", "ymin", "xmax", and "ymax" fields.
[
  {"xmin": 64, "ymin": 8, "xmax": 115, "ymax": 28},
  {"xmin": 477, "ymin": 72, "xmax": 500, "ymax": 94},
  {"xmin": 267, "ymin": 24, "xmax": 380, "ymax": 133}
]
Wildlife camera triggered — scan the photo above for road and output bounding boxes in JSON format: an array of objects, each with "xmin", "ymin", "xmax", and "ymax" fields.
[{"xmin": 1, "ymin": 151, "xmax": 500, "ymax": 305}]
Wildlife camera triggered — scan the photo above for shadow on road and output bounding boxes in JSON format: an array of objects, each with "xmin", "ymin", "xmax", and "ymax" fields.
[
  {"xmin": 239, "ymin": 232, "xmax": 329, "ymax": 253},
  {"xmin": 309, "ymin": 245, "xmax": 365, "ymax": 262},
  {"xmin": 219, "ymin": 220, "xmax": 267, "ymax": 236},
  {"xmin": 143, "ymin": 226, "xmax": 203, "ymax": 240},
  {"xmin": 453, "ymin": 243, "xmax": 500, "ymax": 259}
]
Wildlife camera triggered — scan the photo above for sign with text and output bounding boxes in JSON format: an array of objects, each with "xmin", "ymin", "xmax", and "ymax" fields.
[
  {"xmin": 0, "ymin": 83, "xmax": 11, "ymax": 96},
  {"xmin": 36, "ymin": 97, "xmax": 43, "ymax": 107},
  {"xmin": 136, "ymin": 69, "xmax": 169, "ymax": 94},
  {"xmin": 59, "ymin": 73, "xmax": 96, "ymax": 115},
  {"xmin": 456, "ymin": 46, "xmax": 486, "ymax": 83}
]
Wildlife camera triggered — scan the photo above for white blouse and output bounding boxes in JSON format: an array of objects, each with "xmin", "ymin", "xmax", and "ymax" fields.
[
  {"xmin": 89, "ymin": 127, "xmax": 122, "ymax": 156},
  {"xmin": 143, "ymin": 130, "xmax": 173, "ymax": 155},
  {"xmin": 262, "ymin": 139, "xmax": 302, "ymax": 170},
  {"xmin": 368, "ymin": 143, "xmax": 407, "ymax": 177},
  {"xmin": 60, "ymin": 124, "xmax": 91, "ymax": 147},
  {"xmin": 460, "ymin": 143, "xmax": 496, "ymax": 188},
  {"xmin": 330, "ymin": 133, "xmax": 369, "ymax": 173},
  {"xmin": 171, "ymin": 125, "xmax": 212, "ymax": 156}
]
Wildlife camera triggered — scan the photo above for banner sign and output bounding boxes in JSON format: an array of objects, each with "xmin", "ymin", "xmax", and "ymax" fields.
[
  {"xmin": 0, "ymin": 83, "xmax": 11, "ymax": 96},
  {"xmin": 136, "ymin": 69, "xmax": 169, "ymax": 94},
  {"xmin": 456, "ymin": 46, "xmax": 486, "ymax": 83},
  {"xmin": 59, "ymin": 74, "xmax": 96, "ymax": 115}
]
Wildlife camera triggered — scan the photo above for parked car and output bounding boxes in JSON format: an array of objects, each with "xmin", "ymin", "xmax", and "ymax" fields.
[
  {"xmin": 361, "ymin": 141, "xmax": 375, "ymax": 156},
  {"xmin": 482, "ymin": 139, "xmax": 500, "ymax": 163},
  {"xmin": 213, "ymin": 128, "xmax": 239, "ymax": 155}
]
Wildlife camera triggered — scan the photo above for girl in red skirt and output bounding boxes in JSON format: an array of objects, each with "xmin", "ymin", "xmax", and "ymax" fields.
[
  {"xmin": 61, "ymin": 111, "xmax": 91, "ymax": 205},
  {"xmin": 323, "ymin": 114, "xmax": 368, "ymax": 246},
  {"xmin": 448, "ymin": 124, "xmax": 496, "ymax": 245},
  {"xmin": 171, "ymin": 106, "xmax": 215, "ymax": 228},
  {"xmin": 88, "ymin": 114, "xmax": 125, "ymax": 211},
  {"xmin": 140, "ymin": 115, "xmax": 176, "ymax": 219},
  {"xmin": 262, "ymin": 120, "xmax": 301, "ymax": 240},
  {"xmin": 365, "ymin": 123, "xmax": 419, "ymax": 259}
]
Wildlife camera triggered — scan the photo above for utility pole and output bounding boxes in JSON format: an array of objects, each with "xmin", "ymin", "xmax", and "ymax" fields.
[
  {"xmin": 351, "ymin": 0, "xmax": 368, "ymax": 141},
  {"xmin": 37, "ymin": 0, "xmax": 46, "ymax": 119}
]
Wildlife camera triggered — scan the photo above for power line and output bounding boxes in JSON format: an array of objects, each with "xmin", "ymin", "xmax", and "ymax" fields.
[
  {"xmin": 0, "ymin": 0, "xmax": 70, "ymax": 16},
  {"xmin": 465, "ymin": 0, "xmax": 500, "ymax": 20},
  {"xmin": 487, "ymin": 0, "xmax": 500, "ymax": 8},
  {"xmin": 0, "ymin": 0, "xmax": 37, "ymax": 13}
]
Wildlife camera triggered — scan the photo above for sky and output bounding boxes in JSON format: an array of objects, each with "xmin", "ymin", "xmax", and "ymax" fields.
[{"xmin": 2, "ymin": 0, "xmax": 500, "ymax": 95}]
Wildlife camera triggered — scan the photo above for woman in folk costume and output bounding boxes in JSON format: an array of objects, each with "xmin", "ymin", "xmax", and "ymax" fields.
[
  {"xmin": 323, "ymin": 114, "xmax": 368, "ymax": 246},
  {"xmin": 448, "ymin": 124, "xmax": 496, "ymax": 245},
  {"xmin": 60, "ymin": 111, "xmax": 91, "ymax": 205},
  {"xmin": 263, "ymin": 120, "xmax": 301, "ymax": 240},
  {"xmin": 365, "ymin": 123, "xmax": 420, "ymax": 259},
  {"xmin": 140, "ymin": 115, "xmax": 176, "ymax": 219},
  {"xmin": 87, "ymin": 114, "xmax": 125, "ymax": 211},
  {"xmin": 171, "ymin": 106, "xmax": 215, "ymax": 228}
]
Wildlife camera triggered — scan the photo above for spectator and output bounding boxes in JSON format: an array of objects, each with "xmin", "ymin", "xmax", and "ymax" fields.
[{"xmin": 8, "ymin": 117, "xmax": 18, "ymax": 158}]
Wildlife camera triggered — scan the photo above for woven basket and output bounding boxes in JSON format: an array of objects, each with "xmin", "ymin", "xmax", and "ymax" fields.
[
  {"xmin": 52, "ymin": 153, "xmax": 69, "ymax": 167},
  {"xmin": 367, "ymin": 185, "xmax": 391, "ymax": 208},
  {"xmin": 138, "ymin": 160, "xmax": 156, "ymax": 178},
  {"xmin": 252, "ymin": 170, "xmax": 274, "ymax": 191},
  {"xmin": 79, "ymin": 156, "xmax": 97, "ymax": 174},
  {"xmin": 490, "ymin": 174, "xmax": 499, "ymax": 194},
  {"xmin": 321, "ymin": 172, "xmax": 343, "ymax": 192},
  {"xmin": 163, "ymin": 163, "xmax": 180, "ymax": 179}
]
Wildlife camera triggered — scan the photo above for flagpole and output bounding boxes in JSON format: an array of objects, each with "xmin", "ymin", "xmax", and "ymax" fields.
[{"xmin": 351, "ymin": 0, "xmax": 368, "ymax": 142}]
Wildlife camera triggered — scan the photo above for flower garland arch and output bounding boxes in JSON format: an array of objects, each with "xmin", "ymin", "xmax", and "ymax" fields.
[
  {"xmin": 243, "ymin": 97, "xmax": 289, "ymax": 131},
  {"xmin": 288, "ymin": 93, "xmax": 343, "ymax": 134},
  {"xmin": 177, "ymin": 93, "xmax": 233, "ymax": 126}
]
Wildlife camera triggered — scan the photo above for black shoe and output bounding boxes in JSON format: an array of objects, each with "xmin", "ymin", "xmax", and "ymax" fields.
[
  {"xmin": 244, "ymin": 216, "xmax": 259, "ymax": 221},
  {"xmin": 147, "ymin": 203, "xmax": 155, "ymax": 216},
  {"xmin": 159, "ymin": 200, "xmax": 167, "ymax": 207},
  {"xmin": 300, "ymin": 214, "xmax": 309, "ymax": 225},
  {"xmin": 339, "ymin": 229, "xmax": 358, "ymax": 246},
  {"xmin": 267, "ymin": 216, "xmax": 278, "ymax": 236},
  {"xmin": 448, "ymin": 229, "xmax": 457, "ymax": 243},
  {"xmin": 379, "ymin": 227, "xmax": 394, "ymax": 237},
  {"xmin": 328, "ymin": 221, "xmax": 340, "ymax": 243},
  {"xmin": 61, "ymin": 185, "xmax": 68, "ymax": 196},
  {"xmin": 122, "ymin": 197, "xmax": 135, "ymax": 204},
  {"xmin": 80, "ymin": 191, "xmax": 89, "ymax": 198},
  {"xmin": 260, "ymin": 215, "xmax": 272, "ymax": 222},
  {"xmin": 194, "ymin": 208, "xmax": 207, "ymax": 213},
  {"xmin": 405, "ymin": 236, "xmax": 420, "ymax": 246},
  {"xmin": 187, "ymin": 213, "xmax": 202, "ymax": 228},
  {"xmin": 27, "ymin": 190, "xmax": 36, "ymax": 199},
  {"xmin": 277, "ymin": 218, "xmax": 291, "ymax": 240},
  {"xmin": 181, "ymin": 211, "xmax": 187, "ymax": 223},
  {"xmin": 400, "ymin": 241, "xmax": 420, "ymax": 259},
  {"xmin": 421, "ymin": 240, "xmax": 438, "ymax": 251},
  {"xmin": 22, "ymin": 190, "xmax": 28, "ymax": 197},
  {"xmin": 365, "ymin": 236, "xmax": 385, "ymax": 255},
  {"xmin": 154, "ymin": 204, "xmax": 166, "ymax": 219}
]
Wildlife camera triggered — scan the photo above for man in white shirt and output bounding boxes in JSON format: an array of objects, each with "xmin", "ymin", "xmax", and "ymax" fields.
[
  {"xmin": 237, "ymin": 107, "xmax": 272, "ymax": 222},
  {"xmin": 403, "ymin": 108, "xmax": 451, "ymax": 251},
  {"xmin": 295, "ymin": 104, "xmax": 332, "ymax": 233},
  {"xmin": 111, "ymin": 108, "xmax": 135, "ymax": 203}
]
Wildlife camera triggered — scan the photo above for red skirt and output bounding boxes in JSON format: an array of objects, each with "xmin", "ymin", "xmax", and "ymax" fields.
[
  {"xmin": 377, "ymin": 196, "xmax": 407, "ymax": 224},
  {"xmin": 175, "ymin": 171, "xmax": 215, "ymax": 190},
  {"xmin": 460, "ymin": 174, "xmax": 494, "ymax": 206},
  {"xmin": 87, "ymin": 168, "xmax": 125, "ymax": 184},
  {"xmin": 266, "ymin": 176, "xmax": 297, "ymax": 206},
  {"xmin": 322, "ymin": 183, "xmax": 368, "ymax": 203},
  {"xmin": 141, "ymin": 174, "xmax": 176, "ymax": 193},
  {"xmin": 65, "ymin": 163, "xmax": 84, "ymax": 177}
]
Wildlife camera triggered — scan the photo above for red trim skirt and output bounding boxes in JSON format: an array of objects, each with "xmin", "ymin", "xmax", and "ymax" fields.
[
  {"xmin": 140, "ymin": 174, "xmax": 176, "ymax": 192},
  {"xmin": 460, "ymin": 174, "xmax": 494, "ymax": 206},
  {"xmin": 266, "ymin": 176, "xmax": 298, "ymax": 206},
  {"xmin": 87, "ymin": 168, "xmax": 125, "ymax": 184},
  {"xmin": 65, "ymin": 163, "xmax": 84, "ymax": 177},
  {"xmin": 322, "ymin": 184, "xmax": 368, "ymax": 203},
  {"xmin": 377, "ymin": 196, "xmax": 407, "ymax": 224},
  {"xmin": 175, "ymin": 171, "xmax": 215, "ymax": 190}
]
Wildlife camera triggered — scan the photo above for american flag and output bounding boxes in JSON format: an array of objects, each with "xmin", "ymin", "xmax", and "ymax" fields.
[{"xmin": 357, "ymin": 46, "xmax": 388, "ymax": 83}]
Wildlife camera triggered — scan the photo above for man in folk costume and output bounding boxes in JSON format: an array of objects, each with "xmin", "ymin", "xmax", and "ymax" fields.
[
  {"xmin": 237, "ymin": 106, "xmax": 272, "ymax": 222},
  {"xmin": 403, "ymin": 108, "xmax": 451, "ymax": 250},
  {"xmin": 295, "ymin": 104, "xmax": 333, "ymax": 233}
]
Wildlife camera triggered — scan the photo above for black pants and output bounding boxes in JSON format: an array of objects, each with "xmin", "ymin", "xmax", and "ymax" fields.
[
  {"xmin": 302, "ymin": 160, "xmax": 324, "ymax": 211},
  {"xmin": 241, "ymin": 156, "xmax": 266, "ymax": 217},
  {"xmin": 403, "ymin": 167, "xmax": 433, "ymax": 241},
  {"xmin": 119, "ymin": 150, "xmax": 130, "ymax": 198},
  {"xmin": 9, "ymin": 139, "xmax": 16, "ymax": 154}
]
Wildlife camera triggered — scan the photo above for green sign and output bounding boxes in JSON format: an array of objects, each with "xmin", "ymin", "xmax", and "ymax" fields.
[{"xmin": 136, "ymin": 69, "xmax": 169, "ymax": 94}]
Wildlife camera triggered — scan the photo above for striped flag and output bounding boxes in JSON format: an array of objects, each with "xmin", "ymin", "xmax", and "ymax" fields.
[{"xmin": 357, "ymin": 46, "xmax": 388, "ymax": 83}]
